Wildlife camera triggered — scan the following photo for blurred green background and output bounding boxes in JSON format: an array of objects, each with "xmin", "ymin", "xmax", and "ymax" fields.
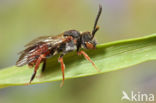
[{"xmin": 0, "ymin": 0, "xmax": 156, "ymax": 103}]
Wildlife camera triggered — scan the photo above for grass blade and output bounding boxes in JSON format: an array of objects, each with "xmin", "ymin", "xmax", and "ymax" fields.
[{"xmin": 0, "ymin": 34, "xmax": 156, "ymax": 88}]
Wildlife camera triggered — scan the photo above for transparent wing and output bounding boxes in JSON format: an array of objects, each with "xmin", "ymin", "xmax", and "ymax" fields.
[
  {"xmin": 25, "ymin": 34, "xmax": 63, "ymax": 47},
  {"xmin": 16, "ymin": 34, "xmax": 64, "ymax": 67}
]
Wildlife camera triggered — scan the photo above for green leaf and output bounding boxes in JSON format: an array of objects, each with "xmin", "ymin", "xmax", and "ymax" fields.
[{"xmin": 0, "ymin": 34, "xmax": 156, "ymax": 88}]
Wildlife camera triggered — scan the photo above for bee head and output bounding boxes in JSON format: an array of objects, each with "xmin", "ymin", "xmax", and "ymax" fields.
[{"xmin": 81, "ymin": 32, "xmax": 96, "ymax": 49}]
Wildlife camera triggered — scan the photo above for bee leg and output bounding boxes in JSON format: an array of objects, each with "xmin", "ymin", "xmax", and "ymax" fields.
[
  {"xmin": 78, "ymin": 50, "xmax": 100, "ymax": 72},
  {"xmin": 58, "ymin": 54, "xmax": 65, "ymax": 88},
  {"xmin": 37, "ymin": 59, "xmax": 47, "ymax": 78},
  {"xmin": 41, "ymin": 59, "xmax": 47, "ymax": 73},
  {"xmin": 26, "ymin": 54, "xmax": 46, "ymax": 85}
]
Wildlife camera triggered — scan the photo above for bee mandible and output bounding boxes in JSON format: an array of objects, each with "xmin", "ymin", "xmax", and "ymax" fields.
[{"xmin": 16, "ymin": 5, "xmax": 102, "ymax": 87}]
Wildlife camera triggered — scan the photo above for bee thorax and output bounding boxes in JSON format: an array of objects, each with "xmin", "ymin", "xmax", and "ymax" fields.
[{"xmin": 65, "ymin": 41, "xmax": 77, "ymax": 52}]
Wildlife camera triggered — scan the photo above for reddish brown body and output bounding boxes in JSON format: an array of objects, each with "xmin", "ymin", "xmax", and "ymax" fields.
[{"xmin": 16, "ymin": 5, "xmax": 102, "ymax": 87}]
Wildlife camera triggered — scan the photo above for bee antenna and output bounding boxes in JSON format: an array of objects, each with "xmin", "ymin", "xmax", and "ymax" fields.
[{"xmin": 91, "ymin": 5, "xmax": 102, "ymax": 39}]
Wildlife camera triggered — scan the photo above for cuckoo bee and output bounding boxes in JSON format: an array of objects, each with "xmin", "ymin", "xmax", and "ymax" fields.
[{"xmin": 16, "ymin": 5, "xmax": 102, "ymax": 87}]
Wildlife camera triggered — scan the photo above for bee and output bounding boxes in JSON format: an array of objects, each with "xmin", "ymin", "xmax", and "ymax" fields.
[{"xmin": 16, "ymin": 5, "xmax": 102, "ymax": 87}]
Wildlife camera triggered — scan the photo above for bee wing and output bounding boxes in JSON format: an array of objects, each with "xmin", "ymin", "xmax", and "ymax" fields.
[
  {"xmin": 25, "ymin": 34, "xmax": 64, "ymax": 47},
  {"xmin": 16, "ymin": 34, "xmax": 65, "ymax": 67},
  {"xmin": 25, "ymin": 36, "xmax": 52, "ymax": 47}
]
